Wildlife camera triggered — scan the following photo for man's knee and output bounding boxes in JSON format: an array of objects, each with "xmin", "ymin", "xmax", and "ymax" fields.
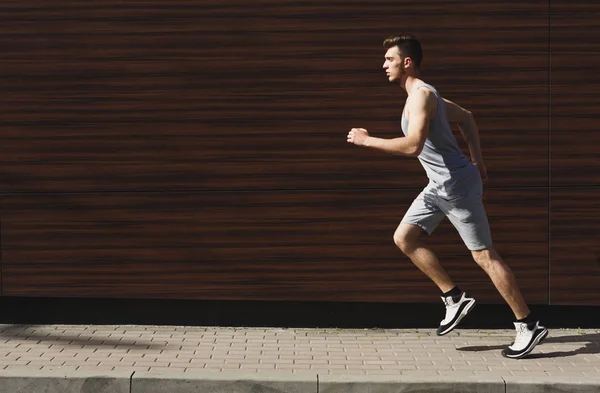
[
  {"xmin": 472, "ymin": 248, "xmax": 491, "ymax": 264},
  {"xmin": 472, "ymin": 247, "xmax": 502, "ymax": 269},
  {"xmin": 393, "ymin": 224, "xmax": 422, "ymax": 254}
]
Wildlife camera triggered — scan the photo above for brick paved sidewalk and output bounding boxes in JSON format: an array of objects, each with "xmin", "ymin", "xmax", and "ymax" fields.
[{"xmin": 0, "ymin": 324, "xmax": 598, "ymax": 379}]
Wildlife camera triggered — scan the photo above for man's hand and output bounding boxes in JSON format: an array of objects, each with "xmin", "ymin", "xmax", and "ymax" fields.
[
  {"xmin": 473, "ymin": 160, "xmax": 488, "ymax": 183},
  {"xmin": 347, "ymin": 128, "xmax": 369, "ymax": 146}
]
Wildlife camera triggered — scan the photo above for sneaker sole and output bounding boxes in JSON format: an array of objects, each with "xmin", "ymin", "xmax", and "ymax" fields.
[
  {"xmin": 502, "ymin": 328, "xmax": 548, "ymax": 359},
  {"xmin": 436, "ymin": 299, "xmax": 476, "ymax": 336}
]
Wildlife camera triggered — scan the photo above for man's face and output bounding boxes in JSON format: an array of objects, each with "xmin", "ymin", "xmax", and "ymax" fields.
[{"xmin": 383, "ymin": 46, "xmax": 404, "ymax": 83}]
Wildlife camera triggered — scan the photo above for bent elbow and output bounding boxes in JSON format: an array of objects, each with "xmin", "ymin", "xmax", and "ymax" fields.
[
  {"xmin": 408, "ymin": 145, "xmax": 423, "ymax": 157},
  {"xmin": 454, "ymin": 111, "xmax": 475, "ymax": 130},
  {"xmin": 462, "ymin": 110, "xmax": 474, "ymax": 124}
]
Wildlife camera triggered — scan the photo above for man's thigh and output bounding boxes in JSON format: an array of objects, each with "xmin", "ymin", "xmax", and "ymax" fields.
[
  {"xmin": 440, "ymin": 192, "xmax": 493, "ymax": 251},
  {"xmin": 400, "ymin": 190, "xmax": 446, "ymax": 235}
]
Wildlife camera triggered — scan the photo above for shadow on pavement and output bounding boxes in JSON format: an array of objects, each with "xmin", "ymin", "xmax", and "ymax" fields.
[
  {"xmin": 456, "ymin": 332, "xmax": 600, "ymax": 358},
  {"xmin": 0, "ymin": 324, "xmax": 170, "ymax": 350}
]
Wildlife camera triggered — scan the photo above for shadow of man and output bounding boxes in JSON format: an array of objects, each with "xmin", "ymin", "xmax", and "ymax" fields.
[{"xmin": 456, "ymin": 332, "xmax": 600, "ymax": 359}]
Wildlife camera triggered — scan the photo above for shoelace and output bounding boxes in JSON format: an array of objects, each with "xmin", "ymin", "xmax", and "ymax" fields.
[
  {"xmin": 442, "ymin": 297, "xmax": 457, "ymax": 321},
  {"xmin": 513, "ymin": 323, "xmax": 531, "ymax": 347}
]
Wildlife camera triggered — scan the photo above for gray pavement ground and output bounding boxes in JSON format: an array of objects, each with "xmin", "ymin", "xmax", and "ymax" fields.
[{"xmin": 0, "ymin": 324, "xmax": 598, "ymax": 392}]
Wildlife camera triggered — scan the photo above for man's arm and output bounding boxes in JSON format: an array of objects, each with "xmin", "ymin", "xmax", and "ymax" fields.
[
  {"xmin": 442, "ymin": 97, "xmax": 488, "ymax": 182},
  {"xmin": 347, "ymin": 88, "xmax": 436, "ymax": 156}
]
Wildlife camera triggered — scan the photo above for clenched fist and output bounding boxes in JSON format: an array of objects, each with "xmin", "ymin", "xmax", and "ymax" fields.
[{"xmin": 347, "ymin": 128, "xmax": 369, "ymax": 146}]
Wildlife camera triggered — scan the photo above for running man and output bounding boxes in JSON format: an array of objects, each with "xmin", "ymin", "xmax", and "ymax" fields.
[{"xmin": 346, "ymin": 34, "xmax": 547, "ymax": 359}]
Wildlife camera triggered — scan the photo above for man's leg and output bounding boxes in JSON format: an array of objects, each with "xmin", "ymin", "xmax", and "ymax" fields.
[
  {"xmin": 441, "ymin": 183, "xmax": 548, "ymax": 358},
  {"xmin": 438, "ymin": 180, "xmax": 531, "ymax": 318},
  {"xmin": 394, "ymin": 223, "xmax": 476, "ymax": 335},
  {"xmin": 471, "ymin": 246, "xmax": 548, "ymax": 358},
  {"xmin": 471, "ymin": 247, "xmax": 529, "ymax": 319},
  {"xmin": 394, "ymin": 196, "xmax": 477, "ymax": 337},
  {"xmin": 393, "ymin": 223, "xmax": 455, "ymax": 292}
]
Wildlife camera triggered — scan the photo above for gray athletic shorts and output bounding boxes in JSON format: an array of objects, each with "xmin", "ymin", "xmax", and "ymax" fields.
[{"xmin": 400, "ymin": 180, "xmax": 493, "ymax": 251}]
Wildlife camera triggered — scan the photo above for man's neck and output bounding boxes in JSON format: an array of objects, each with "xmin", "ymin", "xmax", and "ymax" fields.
[{"xmin": 403, "ymin": 75, "xmax": 422, "ymax": 96}]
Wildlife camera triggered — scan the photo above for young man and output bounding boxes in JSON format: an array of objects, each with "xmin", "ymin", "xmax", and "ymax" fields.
[{"xmin": 346, "ymin": 34, "xmax": 548, "ymax": 359}]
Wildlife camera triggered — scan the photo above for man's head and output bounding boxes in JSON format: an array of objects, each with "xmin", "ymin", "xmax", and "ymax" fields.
[{"xmin": 382, "ymin": 34, "xmax": 423, "ymax": 84}]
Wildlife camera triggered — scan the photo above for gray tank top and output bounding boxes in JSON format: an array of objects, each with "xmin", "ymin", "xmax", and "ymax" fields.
[{"xmin": 401, "ymin": 82, "xmax": 479, "ymax": 197}]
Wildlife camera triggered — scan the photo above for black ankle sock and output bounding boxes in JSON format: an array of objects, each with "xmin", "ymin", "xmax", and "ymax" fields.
[
  {"xmin": 517, "ymin": 312, "xmax": 537, "ymax": 329},
  {"xmin": 442, "ymin": 286, "xmax": 462, "ymax": 299}
]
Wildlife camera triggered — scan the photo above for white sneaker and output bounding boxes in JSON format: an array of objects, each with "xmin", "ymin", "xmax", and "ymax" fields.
[
  {"xmin": 501, "ymin": 321, "xmax": 548, "ymax": 359},
  {"xmin": 436, "ymin": 292, "xmax": 476, "ymax": 336}
]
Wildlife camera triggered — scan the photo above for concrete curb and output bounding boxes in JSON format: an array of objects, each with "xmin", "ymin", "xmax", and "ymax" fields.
[
  {"xmin": 318, "ymin": 374, "xmax": 504, "ymax": 392},
  {"xmin": 0, "ymin": 369, "xmax": 131, "ymax": 393},
  {"xmin": 0, "ymin": 369, "xmax": 599, "ymax": 393},
  {"xmin": 131, "ymin": 370, "xmax": 318, "ymax": 393},
  {"xmin": 504, "ymin": 376, "xmax": 600, "ymax": 393}
]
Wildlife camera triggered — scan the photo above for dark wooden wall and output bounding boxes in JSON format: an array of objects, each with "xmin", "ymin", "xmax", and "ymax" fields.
[
  {"xmin": 550, "ymin": 0, "xmax": 600, "ymax": 305},
  {"xmin": 0, "ymin": 1, "xmax": 597, "ymax": 305}
]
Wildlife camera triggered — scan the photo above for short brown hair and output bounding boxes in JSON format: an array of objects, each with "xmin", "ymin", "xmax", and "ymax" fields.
[{"xmin": 383, "ymin": 34, "xmax": 423, "ymax": 69}]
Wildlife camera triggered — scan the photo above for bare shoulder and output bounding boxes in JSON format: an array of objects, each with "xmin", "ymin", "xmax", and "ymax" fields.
[
  {"xmin": 409, "ymin": 86, "xmax": 438, "ymax": 116},
  {"xmin": 414, "ymin": 85, "xmax": 437, "ymax": 101}
]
